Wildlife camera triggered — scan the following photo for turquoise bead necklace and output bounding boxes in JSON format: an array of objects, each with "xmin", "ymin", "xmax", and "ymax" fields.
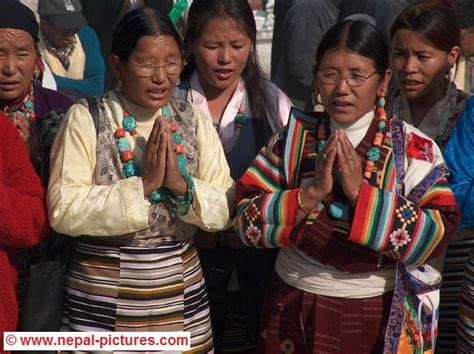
[{"xmin": 114, "ymin": 105, "xmax": 194, "ymax": 215}]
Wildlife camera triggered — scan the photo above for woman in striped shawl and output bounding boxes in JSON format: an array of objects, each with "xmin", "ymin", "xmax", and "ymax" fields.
[
  {"xmin": 234, "ymin": 19, "xmax": 460, "ymax": 353},
  {"xmin": 47, "ymin": 8, "xmax": 233, "ymax": 352}
]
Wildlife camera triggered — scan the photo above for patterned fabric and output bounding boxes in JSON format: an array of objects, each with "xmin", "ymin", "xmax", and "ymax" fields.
[
  {"xmin": 41, "ymin": 31, "xmax": 77, "ymax": 70},
  {"xmin": 63, "ymin": 241, "xmax": 213, "ymax": 352},
  {"xmin": 234, "ymin": 108, "xmax": 460, "ymax": 352},
  {"xmin": 455, "ymin": 247, "xmax": 474, "ymax": 353},
  {"xmin": 77, "ymin": 96, "xmax": 199, "ymax": 247}
]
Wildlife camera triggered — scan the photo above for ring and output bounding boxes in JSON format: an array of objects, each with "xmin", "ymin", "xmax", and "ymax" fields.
[
  {"xmin": 320, "ymin": 153, "xmax": 328, "ymax": 161},
  {"xmin": 150, "ymin": 143, "xmax": 159, "ymax": 154},
  {"xmin": 348, "ymin": 155, "xmax": 354, "ymax": 161}
]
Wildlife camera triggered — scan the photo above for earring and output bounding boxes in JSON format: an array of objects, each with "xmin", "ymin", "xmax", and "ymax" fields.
[
  {"xmin": 312, "ymin": 91, "xmax": 322, "ymax": 107},
  {"xmin": 376, "ymin": 91, "xmax": 387, "ymax": 120}
]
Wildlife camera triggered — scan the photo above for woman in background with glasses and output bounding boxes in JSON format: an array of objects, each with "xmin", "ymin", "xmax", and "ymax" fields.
[
  {"xmin": 47, "ymin": 8, "xmax": 233, "ymax": 352},
  {"xmin": 234, "ymin": 18, "xmax": 459, "ymax": 353},
  {"xmin": 174, "ymin": 0, "xmax": 292, "ymax": 351}
]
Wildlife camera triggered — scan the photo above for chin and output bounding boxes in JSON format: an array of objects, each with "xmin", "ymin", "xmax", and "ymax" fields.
[
  {"xmin": 328, "ymin": 110, "xmax": 361, "ymax": 125},
  {"xmin": 0, "ymin": 90, "xmax": 23, "ymax": 102}
]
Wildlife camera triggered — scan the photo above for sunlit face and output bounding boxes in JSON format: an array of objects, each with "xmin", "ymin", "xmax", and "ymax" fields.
[
  {"xmin": 40, "ymin": 19, "xmax": 79, "ymax": 49},
  {"xmin": 391, "ymin": 29, "xmax": 459, "ymax": 101},
  {"xmin": 0, "ymin": 28, "xmax": 37, "ymax": 102},
  {"xmin": 190, "ymin": 17, "xmax": 253, "ymax": 94},
  {"xmin": 316, "ymin": 49, "xmax": 390, "ymax": 125},
  {"xmin": 112, "ymin": 35, "xmax": 182, "ymax": 109}
]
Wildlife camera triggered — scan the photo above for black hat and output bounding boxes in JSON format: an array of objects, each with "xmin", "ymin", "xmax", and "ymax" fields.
[
  {"xmin": 38, "ymin": 0, "xmax": 87, "ymax": 29},
  {"xmin": 0, "ymin": 0, "xmax": 39, "ymax": 41}
]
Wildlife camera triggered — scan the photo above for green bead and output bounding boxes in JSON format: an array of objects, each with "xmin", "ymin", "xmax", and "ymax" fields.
[
  {"xmin": 234, "ymin": 113, "xmax": 247, "ymax": 125},
  {"xmin": 366, "ymin": 147, "xmax": 381, "ymax": 162},
  {"xmin": 317, "ymin": 140, "xmax": 326, "ymax": 153},
  {"xmin": 177, "ymin": 155, "xmax": 186, "ymax": 171},
  {"xmin": 123, "ymin": 161, "xmax": 138, "ymax": 177},
  {"xmin": 24, "ymin": 100, "xmax": 33, "ymax": 109},
  {"xmin": 378, "ymin": 97, "xmax": 386, "ymax": 107},
  {"xmin": 162, "ymin": 106, "xmax": 172, "ymax": 118},
  {"xmin": 122, "ymin": 116, "xmax": 137, "ymax": 131},
  {"xmin": 328, "ymin": 201, "xmax": 349, "ymax": 220},
  {"xmin": 378, "ymin": 121, "xmax": 386, "ymax": 132},
  {"xmin": 117, "ymin": 138, "xmax": 130, "ymax": 152}
]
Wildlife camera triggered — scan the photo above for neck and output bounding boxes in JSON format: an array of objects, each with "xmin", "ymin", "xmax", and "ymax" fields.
[{"xmin": 407, "ymin": 79, "xmax": 446, "ymax": 127}]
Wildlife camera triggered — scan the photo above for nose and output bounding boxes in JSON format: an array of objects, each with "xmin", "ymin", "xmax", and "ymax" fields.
[
  {"xmin": 1, "ymin": 56, "xmax": 17, "ymax": 76},
  {"xmin": 402, "ymin": 56, "xmax": 417, "ymax": 74},
  {"xmin": 334, "ymin": 76, "xmax": 351, "ymax": 94},
  {"xmin": 217, "ymin": 47, "xmax": 231, "ymax": 65},
  {"xmin": 151, "ymin": 66, "xmax": 167, "ymax": 84}
]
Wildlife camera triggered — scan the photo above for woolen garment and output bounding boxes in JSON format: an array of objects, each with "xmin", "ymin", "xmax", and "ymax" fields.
[{"xmin": 0, "ymin": 112, "xmax": 48, "ymax": 353}]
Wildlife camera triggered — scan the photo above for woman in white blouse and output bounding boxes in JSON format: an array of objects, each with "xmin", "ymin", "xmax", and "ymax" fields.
[{"xmin": 47, "ymin": 8, "xmax": 233, "ymax": 352}]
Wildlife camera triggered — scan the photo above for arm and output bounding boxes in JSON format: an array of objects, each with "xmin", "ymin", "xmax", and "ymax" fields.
[
  {"xmin": 54, "ymin": 26, "xmax": 105, "ymax": 97},
  {"xmin": 444, "ymin": 97, "xmax": 474, "ymax": 229},
  {"xmin": 47, "ymin": 104, "xmax": 149, "ymax": 236},
  {"xmin": 349, "ymin": 172, "xmax": 460, "ymax": 266},
  {"xmin": 179, "ymin": 107, "xmax": 234, "ymax": 231},
  {"xmin": 0, "ymin": 115, "xmax": 48, "ymax": 248},
  {"xmin": 234, "ymin": 131, "xmax": 301, "ymax": 248}
]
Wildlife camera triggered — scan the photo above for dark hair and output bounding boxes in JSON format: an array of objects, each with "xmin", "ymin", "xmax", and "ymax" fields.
[
  {"xmin": 182, "ymin": 0, "xmax": 272, "ymax": 124},
  {"xmin": 314, "ymin": 20, "xmax": 389, "ymax": 74},
  {"xmin": 390, "ymin": 1, "xmax": 461, "ymax": 53},
  {"xmin": 111, "ymin": 7, "xmax": 182, "ymax": 62}
]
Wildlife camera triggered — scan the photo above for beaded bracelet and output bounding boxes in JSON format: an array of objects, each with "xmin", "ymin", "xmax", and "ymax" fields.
[
  {"xmin": 168, "ymin": 172, "xmax": 195, "ymax": 216},
  {"xmin": 297, "ymin": 188, "xmax": 313, "ymax": 214}
]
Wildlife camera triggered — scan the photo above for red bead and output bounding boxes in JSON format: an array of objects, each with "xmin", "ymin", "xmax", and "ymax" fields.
[
  {"xmin": 123, "ymin": 111, "xmax": 129, "ymax": 117},
  {"xmin": 169, "ymin": 122, "xmax": 177, "ymax": 132},
  {"xmin": 120, "ymin": 150, "xmax": 134, "ymax": 162},
  {"xmin": 174, "ymin": 144, "xmax": 184, "ymax": 154},
  {"xmin": 130, "ymin": 130, "xmax": 138, "ymax": 136},
  {"xmin": 364, "ymin": 171, "xmax": 372, "ymax": 179},
  {"xmin": 114, "ymin": 128, "xmax": 125, "ymax": 138},
  {"xmin": 377, "ymin": 108, "xmax": 387, "ymax": 120}
]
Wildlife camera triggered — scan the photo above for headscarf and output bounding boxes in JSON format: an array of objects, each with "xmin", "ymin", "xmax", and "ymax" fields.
[{"xmin": 0, "ymin": 0, "xmax": 39, "ymax": 42}]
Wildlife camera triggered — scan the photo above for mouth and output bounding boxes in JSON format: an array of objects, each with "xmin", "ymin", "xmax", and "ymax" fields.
[
  {"xmin": 214, "ymin": 68, "xmax": 234, "ymax": 80},
  {"xmin": 0, "ymin": 81, "xmax": 20, "ymax": 91},
  {"xmin": 402, "ymin": 79, "xmax": 424, "ymax": 92},
  {"xmin": 332, "ymin": 100, "xmax": 354, "ymax": 112},
  {"xmin": 147, "ymin": 88, "xmax": 169, "ymax": 100}
]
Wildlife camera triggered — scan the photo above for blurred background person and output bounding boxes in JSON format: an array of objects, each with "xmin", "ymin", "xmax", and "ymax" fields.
[{"xmin": 38, "ymin": 0, "xmax": 105, "ymax": 98}]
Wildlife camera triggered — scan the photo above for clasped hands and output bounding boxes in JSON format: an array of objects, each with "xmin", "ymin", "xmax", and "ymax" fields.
[
  {"xmin": 141, "ymin": 116, "xmax": 187, "ymax": 197},
  {"xmin": 300, "ymin": 129, "xmax": 364, "ymax": 212}
]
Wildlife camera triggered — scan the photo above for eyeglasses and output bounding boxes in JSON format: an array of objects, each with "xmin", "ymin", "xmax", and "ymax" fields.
[
  {"xmin": 128, "ymin": 60, "xmax": 184, "ymax": 77},
  {"xmin": 317, "ymin": 70, "xmax": 381, "ymax": 87}
]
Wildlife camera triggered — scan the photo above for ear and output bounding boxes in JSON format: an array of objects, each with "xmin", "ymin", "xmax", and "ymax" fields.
[
  {"xmin": 447, "ymin": 45, "xmax": 461, "ymax": 67},
  {"xmin": 109, "ymin": 54, "xmax": 124, "ymax": 84},
  {"xmin": 378, "ymin": 69, "xmax": 392, "ymax": 97}
]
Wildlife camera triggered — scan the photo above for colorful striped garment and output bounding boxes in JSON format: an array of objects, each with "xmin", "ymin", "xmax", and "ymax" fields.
[
  {"xmin": 233, "ymin": 108, "xmax": 460, "ymax": 353},
  {"xmin": 455, "ymin": 248, "xmax": 474, "ymax": 353}
]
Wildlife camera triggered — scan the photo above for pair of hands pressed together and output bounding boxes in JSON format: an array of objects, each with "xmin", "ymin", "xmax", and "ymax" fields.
[
  {"xmin": 141, "ymin": 116, "xmax": 187, "ymax": 197},
  {"xmin": 300, "ymin": 129, "xmax": 365, "ymax": 214}
]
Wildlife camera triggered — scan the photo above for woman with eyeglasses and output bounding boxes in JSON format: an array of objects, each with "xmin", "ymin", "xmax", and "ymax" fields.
[
  {"xmin": 173, "ymin": 0, "xmax": 293, "ymax": 351},
  {"xmin": 234, "ymin": 18, "xmax": 460, "ymax": 353},
  {"xmin": 388, "ymin": 3, "xmax": 473, "ymax": 352},
  {"xmin": 47, "ymin": 8, "xmax": 233, "ymax": 351}
]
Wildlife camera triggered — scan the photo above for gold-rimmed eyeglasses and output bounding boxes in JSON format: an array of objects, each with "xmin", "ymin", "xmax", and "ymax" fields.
[
  {"xmin": 128, "ymin": 60, "xmax": 185, "ymax": 77},
  {"xmin": 317, "ymin": 70, "xmax": 381, "ymax": 87}
]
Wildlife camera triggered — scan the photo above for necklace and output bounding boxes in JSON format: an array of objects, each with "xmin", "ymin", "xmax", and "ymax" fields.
[
  {"xmin": 2, "ymin": 84, "xmax": 35, "ymax": 121},
  {"xmin": 315, "ymin": 95, "xmax": 388, "ymax": 220},
  {"xmin": 114, "ymin": 104, "xmax": 194, "ymax": 215}
]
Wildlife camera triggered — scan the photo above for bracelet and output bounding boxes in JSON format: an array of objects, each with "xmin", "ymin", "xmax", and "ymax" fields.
[
  {"xmin": 169, "ymin": 172, "xmax": 195, "ymax": 216},
  {"xmin": 297, "ymin": 188, "xmax": 313, "ymax": 214}
]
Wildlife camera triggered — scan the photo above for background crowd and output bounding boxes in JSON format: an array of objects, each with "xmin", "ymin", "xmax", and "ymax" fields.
[{"xmin": 0, "ymin": 0, "xmax": 473, "ymax": 353}]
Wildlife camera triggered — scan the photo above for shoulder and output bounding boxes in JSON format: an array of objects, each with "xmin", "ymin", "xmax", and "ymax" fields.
[
  {"xmin": 33, "ymin": 84, "xmax": 74, "ymax": 112},
  {"xmin": 78, "ymin": 26, "xmax": 99, "ymax": 41},
  {"xmin": 393, "ymin": 119, "xmax": 444, "ymax": 167}
]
